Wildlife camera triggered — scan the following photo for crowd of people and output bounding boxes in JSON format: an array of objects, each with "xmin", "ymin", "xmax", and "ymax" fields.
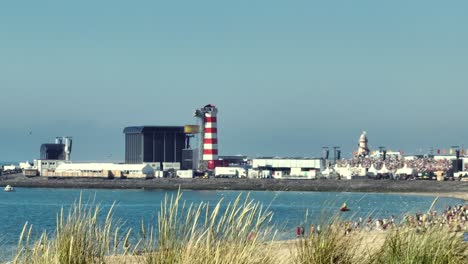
[
  {"xmin": 404, "ymin": 205, "xmax": 468, "ymax": 232},
  {"xmin": 299, "ymin": 204, "xmax": 467, "ymax": 237},
  {"xmin": 335, "ymin": 156, "xmax": 402, "ymax": 171},
  {"xmin": 405, "ymin": 157, "xmax": 452, "ymax": 173},
  {"xmin": 335, "ymin": 156, "xmax": 453, "ymax": 174}
]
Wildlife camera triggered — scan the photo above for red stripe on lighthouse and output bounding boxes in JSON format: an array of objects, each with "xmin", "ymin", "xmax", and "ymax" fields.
[
  {"xmin": 205, "ymin": 117, "xmax": 217, "ymax": 122},
  {"xmin": 204, "ymin": 138, "xmax": 218, "ymax": 144},
  {"xmin": 203, "ymin": 149, "xmax": 218, "ymax": 155},
  {"xmin": 205, "ymin": 128, "xmax": 217, "ymax": 133}
]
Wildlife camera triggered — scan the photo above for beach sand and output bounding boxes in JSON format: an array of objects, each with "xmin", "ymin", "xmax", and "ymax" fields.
[{"xmin": 104, "ymin": 231, "xmax": 389, "ymax": 264}]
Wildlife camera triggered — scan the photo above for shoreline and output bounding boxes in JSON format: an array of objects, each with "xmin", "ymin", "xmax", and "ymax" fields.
[
  {"xmin": 390, "ymin": 191, "xmax": 468, "ymax": 201},
  {"xmin": 1, "ymin": 174, "xmax": 467, "ymax": 200}
]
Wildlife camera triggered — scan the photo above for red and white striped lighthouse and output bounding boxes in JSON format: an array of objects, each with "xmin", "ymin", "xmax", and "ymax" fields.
[
  {"xmin": 202, "ymin": 105, "xmax": 218, "ymax": 169},
  {"xmin": 195, "ymin": 104, "xmax": 219, "ymax": 170}
]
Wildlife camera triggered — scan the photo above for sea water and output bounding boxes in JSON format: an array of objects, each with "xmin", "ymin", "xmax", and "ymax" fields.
[{"xmin": 0, "ymin": 188, "xmax": 464, "ymax": 261}]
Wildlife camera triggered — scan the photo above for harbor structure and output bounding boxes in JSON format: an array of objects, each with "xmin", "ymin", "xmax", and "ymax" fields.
[{"xmin": 17, "ymin": 103, "xmax": 468, "ymax": 182}]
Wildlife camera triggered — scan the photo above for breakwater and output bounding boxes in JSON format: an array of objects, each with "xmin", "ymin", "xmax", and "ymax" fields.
[{"xmin": 1, "ymin": 174, "xmax": 467, "ymax": 197}]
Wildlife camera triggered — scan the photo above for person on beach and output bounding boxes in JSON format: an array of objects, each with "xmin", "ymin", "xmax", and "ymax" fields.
[
  {"xmin": 344, "ymin": 221, "xmax": 352, "ymax": 235},
  {"xmin": 354, "ymin": 221, "xmax": 360, "ymax": 230},
  {"xmin": 309, "ymin": 224, "xmax": 315, "ymax": 236},
  {"xmin": 296, "ymin": 226, "xmax": 301, "ymax": 238},
  {"xmin": 376, "ymin": 219, "xmax": 383, "ymax": 231},
  {"xmin": 248, "ymin": 231, "xmax": 257, "ymax": 241},
  {"xmin": 366, "ymin": 217, "xmax": 372, "ymax": 230}
]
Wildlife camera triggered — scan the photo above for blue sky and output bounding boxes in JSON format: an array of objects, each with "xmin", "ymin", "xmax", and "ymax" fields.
[{"xmin": 1, "ymin": 0, "xmax": 467, "ymax": 161}]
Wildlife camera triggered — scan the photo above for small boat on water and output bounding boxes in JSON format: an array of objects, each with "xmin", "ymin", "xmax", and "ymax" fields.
[
  {"xmin": 4, "ymin": 185, "xmax": 14, "ymax": 192},
  {"xmin": 339, "ymin": 203, "xmax": 350, "ymax": 212}
]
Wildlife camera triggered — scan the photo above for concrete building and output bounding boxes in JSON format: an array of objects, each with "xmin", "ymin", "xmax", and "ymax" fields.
[
  {"xmin": 46, "ymin": 163, "xmax": 155, "ymax": 179},
  {"xmin": 35, "ymin": 160, "xmax": 68, "ymax": 176}
]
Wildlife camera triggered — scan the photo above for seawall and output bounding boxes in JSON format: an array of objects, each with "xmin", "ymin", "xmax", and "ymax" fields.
[{"xmin": 1, "ymin": 175, "xmax": 467, "ymax": 200}]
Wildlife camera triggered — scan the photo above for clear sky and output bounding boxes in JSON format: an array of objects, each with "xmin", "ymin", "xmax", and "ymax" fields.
[{"xmin": 1, "ymin": 0, "xmax": 467, "ymax": 161}]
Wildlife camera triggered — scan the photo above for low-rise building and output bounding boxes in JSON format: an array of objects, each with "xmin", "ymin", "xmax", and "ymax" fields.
[
  {"xmin": 35, "ymin": 160, "xmax": 68, "ymax": 176},
  {"xmin": 45, "ymin": 163, "xmax": 155, "ymax": 179},
  {"xmin": 251, "ymin": 157, "xmax": 323, "ymax": 179}
]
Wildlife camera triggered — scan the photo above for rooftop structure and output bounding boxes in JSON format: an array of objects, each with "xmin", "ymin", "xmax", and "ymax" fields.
[{"xmin": 40, "ymin": 136, "xmax": 73, "ymax": 161}]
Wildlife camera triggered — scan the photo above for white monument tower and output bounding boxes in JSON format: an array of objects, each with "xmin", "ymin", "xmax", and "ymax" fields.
[{"xmin": 357, "ymin": 131, "xmax": 369, "ymax": 157}]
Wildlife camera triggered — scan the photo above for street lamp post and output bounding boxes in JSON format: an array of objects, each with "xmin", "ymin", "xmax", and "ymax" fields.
[
  {"xmin": 333, "ymin": 146, "xmax": 341, "ymax": 163},
  {"xmin": 378, "ymin": 146, "xmax": 386, "ymax": 160}
]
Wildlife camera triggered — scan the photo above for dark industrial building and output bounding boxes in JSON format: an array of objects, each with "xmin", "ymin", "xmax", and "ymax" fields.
[
  {"xmin": 123, "ymin": 126, "xmax": 189, "ymax": 164},
  {"xmin": 182, "ymin": 149, "xmax": 196, "ymax": 170},
  {"xmin": 40, "ymin": 144, "xmax": 66, "ymax": 160}
]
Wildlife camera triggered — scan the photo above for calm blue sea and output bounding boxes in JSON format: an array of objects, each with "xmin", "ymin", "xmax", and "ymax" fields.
[{"xmin": 0, "ymin": 188, "xmax": 465, "ymax": 261}]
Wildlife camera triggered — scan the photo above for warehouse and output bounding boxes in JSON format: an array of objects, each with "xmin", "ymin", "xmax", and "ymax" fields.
[
  {"xmin": 44, "ymin": 163, "xmax": 155, "ymax": 179},
  {"xmin": 123, "ymin": 126, "xmax": 189, "ymax": 165}
]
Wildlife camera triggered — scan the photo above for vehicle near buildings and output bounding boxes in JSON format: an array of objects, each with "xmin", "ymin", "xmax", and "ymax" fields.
[{"xmin": 214, "ymin": 167, "xmax": 246, "ymax": 178}]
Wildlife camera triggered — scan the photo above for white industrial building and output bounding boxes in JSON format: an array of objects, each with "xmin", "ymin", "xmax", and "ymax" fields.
[
  {"xmin": 2, "ymin": 165, "xmax": 20, "ymax": 171},
  {"xmin": 250, "ymin": 158, "xmax": 323, "ymax": 179},
  {"xmin": 43, "ymin": 163, "xmax": 155, "ymax": 179},
  {"xmin": 31, "ymin": 160, "xmax": 188, "ymax": 179},
  {"xmin": 35, "ymin": 160, "xmax": 68, "ymax": 175}
]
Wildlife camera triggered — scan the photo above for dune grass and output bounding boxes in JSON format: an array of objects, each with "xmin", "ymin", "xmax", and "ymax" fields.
[
  {"xmin": 368, "ymin": 227, "xmax": 467, "ymax": 264},
  {"xmin": 14, "ymin": 196, "xmax": 133, "ymax": 264},
  {"xmin": 12, "ymin": 192, "xmax": 467, "ymax": 264},
  {"xmin": 140, "ymin": 191, "xmax": 276, "ymax": 264},
  {"xmin": 293, "ymin": 225, "xmax": 467, "ymax": 264},
  {"xmin": 294, "ymin": 226, "xmax": 354, "ymax": 264},
  {"xmin": 13, "ymin": 191, "xmax": 276, "ymax": 264},
  {"xmin": 293, "ymin": 213, "xmax": 366, "ymax": 264}
]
